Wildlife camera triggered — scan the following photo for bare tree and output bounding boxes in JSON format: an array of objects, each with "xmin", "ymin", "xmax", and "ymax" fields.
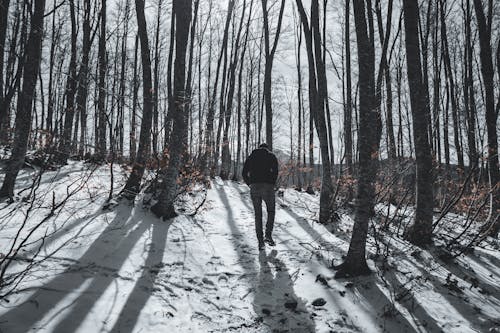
[
  {"xmin": 473, "ymin": 0, "xmax": 499, "ymax": 237},
  {"xmin": 334, "ymin": 0, "xmax": 378, "ymax": 278},
  {"xmin": 97, "ymin": 0, "xmax": 107, "ymax": 160},
  {"xmin": 296, "ymin": 0, "xmax": 334, "ymax": 224},
  {"xmin": 0, "ymin": 0, "xmax": 46, "ymax": 198},
  {"xmin": 152, "ymin": 0, "xmax": 192, "ymax": 218},
  {"xmin": 121, "ymin": 0, "xmax": 154, "ymax": 199},
  {"xmin": 262, "ymin": 0, "xmax": 286, "ymax": 150},
  {"xmin": 402, "ymin": 0, "xmax": 434, "ymax": 245}
]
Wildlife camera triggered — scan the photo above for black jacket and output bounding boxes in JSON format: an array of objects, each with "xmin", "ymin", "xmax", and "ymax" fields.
[{"xmin": 242, "ymin": 148, "xmax": 278, "ymax": 185}]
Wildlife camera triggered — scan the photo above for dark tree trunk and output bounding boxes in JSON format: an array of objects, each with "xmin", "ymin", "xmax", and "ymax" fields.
[
  {"xmin": 164, "ymin": 5, "xmax": 175, "ymax": 146},
  {"xmin": 334, "ymin": 0, "xmax": 378, "ymax": 278},
  {"xmin": 97, "ymin": 0, "xmax": 107, "ymax": 160},
  {"xmin": 296, "ymin": 18, "xmax": 303, "ymax": 188},
  {"xmin": 152, "ymin": 0, "xmax": 162, "ymax": 156},
  {"xmin": 59, "ymin": 0, "xmax": 78, "ymax": 162},
  {"xmin": 473, "ymin": 0, "xmax": 499, "ymax": 236},
  {"xmin": 130, "ymin": 34, "xmax": 139, "ymax": 162},
  {"xmin": 221, "ymin": 0, "xmax": 250, "ymax": 180},
  {"xmin": 402, "ymin": 0, "xmax": 434, "ymax": 245},
  {"xmin": 261, "ymin": 0, "xmax": 285, "ymax": 150},
  {"xmin": 185, "ymin": 0, "xmax": 200, "ymax": 157},
  {"xmin": 0, "ymin": 0, "xmax": 10, "ymax": 132},
  {"xmin": 0, "ymin": 0, "xmax": 46, "ymax": 198},
  {"xmin": 296, "ymin": 0, "xmax": 334, "ymax": 224},
  {"xmin": 151, "ymin": 0, "xmax": 192, "ymax": 219},
  {"xmin": 121, "ymin": 0, "xmax": 154, "ymax": 199},
  {"xmin": 344, "ymin": 0, "xmax": 353, "ymax": 173},
  {"xmin": 0, "ymin": 1, "xmax": 26, "ymax": 143},
  {"xmin": 464, "ymin": 0, "xmax": 477, "ymax": 169},
  {"xmin": 439, "ymin": 0, "xmax": 464, "ymax": 169},
  {"xmin": 432, "ymin": 5, "xmax": 441, "ymax": 164},
  {"xmin": 201, "ymin": 0, "xmax": 235, "ymax": 177}
]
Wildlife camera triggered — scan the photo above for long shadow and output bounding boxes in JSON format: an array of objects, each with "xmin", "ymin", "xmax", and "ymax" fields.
[
  {"xmin": 214, "ymin": 183, "xmax": 316, "ymax": 331},
  {"xmin": 109, "ymin": 220, "xmax": 171, "ymax": 333},
  {"xmin": 0, "ymin": 204, "xmax": 150, "ymax": 333},
  {"xmin": 23, "ymin": 208, "xmax": 107, "ymax": 254},
  {"xmin": 13, "ymin": 166, "xmax": 87, "ymax": 188},
  {"xmin": 375, "ymin": 268, "xmax": 446, "ymax": 333},
  {"xmin": 426, "ymin": 248, "xmax": 500, "ymax": 298},
  {"xmin": 254, "ymin": 250, "xmax": 315, "ymax": 332},
  {"xmin": 281, "ymin": 203, "xmax": 343, "ymax": 247},
  {"xmin": 349, "ymin": 276, "xmax": 421, "ymax": 332},
  {"xmin": 413, "ymin": 250, "xmax": 500, "ymax": 331},
  {"xmin": 465, "ymin": 250, "xmax": 500, "ymax": 281},
  {"xmin": 216, "ymin": 182, "xmax": 258, "ymax": 273}
]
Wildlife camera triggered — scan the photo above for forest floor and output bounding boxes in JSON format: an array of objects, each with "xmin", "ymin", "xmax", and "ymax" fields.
[{"xmin": 0, "ymin": 161, "xmax": 499, "ymax": 333}]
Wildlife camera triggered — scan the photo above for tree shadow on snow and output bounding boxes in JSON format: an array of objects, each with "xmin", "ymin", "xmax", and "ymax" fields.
[
  {"xmin": 347, "ymin": 274, "xmax": 431, "ymax": 333},
  {"xmin": 368, "ymin": 271, "xmax": 443, "ymax": 332},
  {"xmin": 253, "ymin": 250, "xmax": 315, "ymax": 333},
  {"xmin": 0, "ymin": 204, "xmax": 170, "ymax": 333},
  {"xmin": 216, "ymin": 183, "xmax": 259, "ymax": 271},
  {"xmin": 411, "ymin": 249, "xmax": 500, "ymax": 331}
]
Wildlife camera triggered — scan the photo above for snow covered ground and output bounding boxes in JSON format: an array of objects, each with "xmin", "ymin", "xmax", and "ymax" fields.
[{"xmin": 0, "ymin": 162, "xmax": 499, "ymax": 332}]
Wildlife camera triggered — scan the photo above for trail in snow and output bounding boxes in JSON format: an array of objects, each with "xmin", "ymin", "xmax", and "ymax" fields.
[{"xmin": 0, "ymin": 163, "xmax": 499, "ymax": 332}]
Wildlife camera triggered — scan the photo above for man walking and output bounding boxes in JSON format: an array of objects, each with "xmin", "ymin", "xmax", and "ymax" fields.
[{"xmin": 242, "ymin": 143, "xmax": 279, "ymax": 250}]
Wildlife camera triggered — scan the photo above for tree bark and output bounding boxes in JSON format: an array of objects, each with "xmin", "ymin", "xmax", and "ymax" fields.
[
  {"xmin": 334, "ymin": 0, "xmax": 378, "ymax": 278},
  {"xmin": 473, "ymin": 0, "xmax": 499, "ymax": 236},
  {"xmin": 261, "ymin": 0, "xmax": 286, "ymax": 150},
  {"xmin": 58, "ymin": 0, "xmax": 78, "ymax": 162},
  {"xmin": 402, "ymin": 0, "xmax": 434, "ymax": 245},
  {"xmin": 97, "ymin": 0, "xmax": 107, "ymax": 160},
  {"xmin": 0, "ymin": 0, "xmax": 46, "ymax": 198},
  {"xmin": 121, "ymin": 0, "xmax": 154, "ymax": 199},
  {"xmin": 151, "ymin": 0, "xmax": 192, "ymax": 218},
  {"xmin": 296, "ymin": 0, "xmax": 334, "ymax": 224}
]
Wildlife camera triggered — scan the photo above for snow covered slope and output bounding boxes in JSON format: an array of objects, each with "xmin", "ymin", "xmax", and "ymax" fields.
[{"xmin": 0, "ymin": 162, "xmax": 499, "ymax": 332}]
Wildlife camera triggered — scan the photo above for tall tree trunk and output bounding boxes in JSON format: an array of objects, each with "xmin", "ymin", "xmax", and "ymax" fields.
[
  {"xmin": 296, "ymin": 17, "xmax": 303, "ymax": 188},
  {"xmin": 432, "ymin": 4, "xmax": 441, "ymax": 164},
  {"xmin": 296, "ymin": 0, "xmax": 334, "ymax": 224},
  {"xmin": 185, "ymin": 0, "xmax": 200, "ymax": 157},
  {"xmin": 0, "ymin": 0, "xmax": 25, "ymax": 143},
  {"xmin": 402, "ymin": 0, "xmax": 434, "ymax": 245},
  {"xmin": 200, "ymin": 0, "xmax": 235, "ymax": 178},
  {"xmin": 261, "ymin": 0, "xmax": 286, "ymax": 150},
  {"xmin": 344, "ymin": 0, "xmax": 353, "ymax": 173},
  {"xmin": 130, "ymin": 34, "xmax": 139, "ymax": 162},
  {"xmin": 221, "ymin": 0, "xmax": 250, "ymax": 180},
  {"xmin": 0, "ymin": 0, "xmax": 10, "ymax": 132},
  {"xmin": 121, "ymin": 0, "xmax": 154, "ymax": 199},
  {"xmin": 152, "ymin": 0, "xmax": 162, "ymax": 156},
  {"xmin": 473, "ymin": 0, "xmax": 499, "ymax": 236},
  {"xmin": 334, "ymin": 0, "xmax": 378, "ymax": 278},
  {"xmin": 97, "ymin": 0, "xmax": 107, "ymax": 160},
  {"xmin": 59, "ymin": 0, "xmax": 78, "ymax": 163},
  {"xmin": 464, "ymin": 0, "xmax": 477, "ymax": 169},
  {"xmin": 164, "ymin": 5, "xmax": 175, "ymax": 146},
  {"xmin": 152, "ymin": 0, "xmax": 192, "ymax": 218},
  {"xmin": 0, "ymin": 0, "xmax": 46, "ymax": 198},
  {"xmin": 439, "ymin": 0, "xmax": 463, "ymax": 169}
]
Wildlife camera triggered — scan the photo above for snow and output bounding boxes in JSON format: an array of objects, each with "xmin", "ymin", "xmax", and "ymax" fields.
[{"xmin": 1, "ymin": 162, "xmax": 499, "ymax": 332}]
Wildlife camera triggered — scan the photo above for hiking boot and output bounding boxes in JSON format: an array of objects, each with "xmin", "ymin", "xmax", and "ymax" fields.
[
  {"xmin": 264, "ymin": 237, "xmax": 275, "ymax": 246},
  {"xmin": 258, "ymin": 242, "xmax": 265, "ymax": 251}
]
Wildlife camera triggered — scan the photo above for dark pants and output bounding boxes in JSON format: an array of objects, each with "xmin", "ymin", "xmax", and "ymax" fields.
[{"xmin": 250, "ymin": 183, "xmax": 275, "ymax": 244}]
